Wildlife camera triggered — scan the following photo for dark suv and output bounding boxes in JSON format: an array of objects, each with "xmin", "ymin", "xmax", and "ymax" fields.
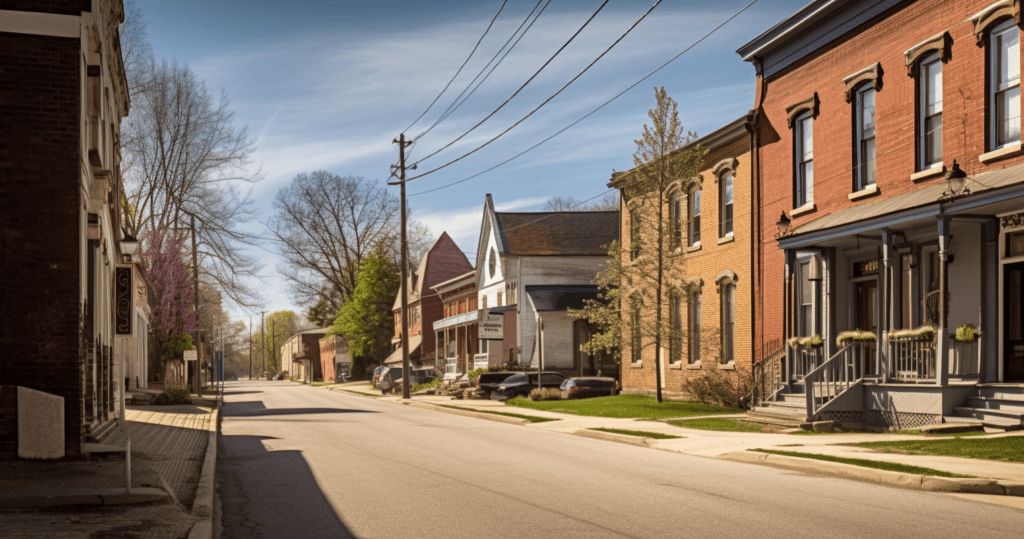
[
  {"xmin": 376, "ymin": 367, "xmax": 403, "ymax": 394},
  {"xmin": 473, "ymin": 372, "xmax": 516, "ymax": 399},
  {"xmin": 489, "ymin": 372, "xmax": 566, "ymax": 401},
  {"xmin": 560, "ymin": 377, "xmax": 618, "ymax": 399}
]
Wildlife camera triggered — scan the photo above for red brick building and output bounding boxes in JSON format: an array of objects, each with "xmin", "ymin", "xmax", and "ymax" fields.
[
  {"xmin": 387, "ymin": 232, "xmax": 474, "ymax": 372},
  {"xmin": 319, "ymin": 334, "xmax": 351, "ymax": 382},
  {"xmin": 741, "ymin": 0, "xmax": 1024, "ymax": 428},
  {"xmin": 1, "ymin": 1, "xmax": 134, "ymax": 457},
  {"xmin": 431, "ymin": 270, "xmax": 478, "ymax": 379}
]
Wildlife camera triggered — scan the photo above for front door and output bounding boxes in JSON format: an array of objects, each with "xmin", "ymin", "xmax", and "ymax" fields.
[
  {"xmin": 856, "ymin": 280, "xmax": 878, "ymax": 374},
  {"xmin": 1003, "ymin": 262, "xmax": 1024, "ymax": 381}
]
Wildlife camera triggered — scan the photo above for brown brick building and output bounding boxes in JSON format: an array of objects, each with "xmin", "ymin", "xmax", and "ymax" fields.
[
  {"xmin": 741, "ymin": 0, "xmax": 1024, "ymax": 428},
  {"xmin": 0, "ymin": 0, "xmax": 134, "ymax": 457},
  {"xmin": 615, "ymin": 117, "xmax": 755, "ymax": 399}
]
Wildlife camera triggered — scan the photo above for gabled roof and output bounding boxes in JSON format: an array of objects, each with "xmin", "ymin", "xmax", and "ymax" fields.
[
  {"xmin": 393, "ymin": 231, "xmax": 473, "ymax": 311},
  {"xmin": 494, "ymin": 211, "xmax": 619, "ymax": 256}
]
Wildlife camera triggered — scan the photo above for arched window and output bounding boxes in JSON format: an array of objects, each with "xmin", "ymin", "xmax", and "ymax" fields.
[
  {"xmin": 669, "ymin": 190, "xmax": 682, "ymax": 249},
  {"xmin": 719, "ymin": 172, "xmax": 734, "ymax": 238},
  {"xmin": 716, "ymin": 271, "xmax": 738, "ymax": 365},
  {"xmin": 688, "ymin": 185, "xmax": 701, "ymax": 247}
]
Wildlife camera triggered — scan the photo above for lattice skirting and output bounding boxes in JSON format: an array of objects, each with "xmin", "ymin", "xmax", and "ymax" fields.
[
  {"xmin": 818, "ymin": 410, "xmax": 864, "ymax": 424},
  {"xmin": 865, "ymin": 410, "xmax": 941, "ymax": 430}
]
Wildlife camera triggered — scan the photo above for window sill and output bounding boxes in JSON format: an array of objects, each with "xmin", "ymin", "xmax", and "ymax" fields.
[
  {"xmin": 717, "ymin": 234, "xmax": 735, "ymax": 245},
  {"xmin": 848, "ymin": 184, "xmax": 878, "ymax": 201},
  {"xmin": 686, "ymin": 363, "xmax": 702, "ymax": 370},
  {"xmin": 980, "ymin": 142, "xmax": 1023, "ymax": 164},
  {"xmin": 910, "ymin": 165, "xmax": 944, "ymax": 182},
  {"xmin": 630, "ymin": 361, "xmax": 643, "ymax": 369},
  {"xmin": 719, "ymin": 362, "xmax": 736, "ymax": 371},
  {"xmin": 686, "ymin": 243, "xmax": 702, "ymax": 253},
  {"xmin": 669, "ymin": 362, "xmax": 683, "ymax": 370},
  {"xmin": 790, "ymin": 204, "xmax": 816, "ymax": 218}
]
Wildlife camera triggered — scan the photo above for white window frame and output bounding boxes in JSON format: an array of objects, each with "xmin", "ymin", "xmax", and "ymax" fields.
[
  {"xmin": 670, "ymin": 190, "xmax": 683, "ymax": 250},
  {"xmin": 919, "ymin": 53, "xmax": 943, "ymax": 170},
  {"xmin": 719, "ymin": 172, "xmax": 734, "ymax": 238},
  {"xmin": 794, "ymin": 112, "xmax": 814, "ymax": 207},
  {"xmin": 688, "ymin": 186, "xmax": 702, "ymax": 247},
  {"xmin": 720, "ymin": 282, "xmax": 735, "ymax": 364},
  {"xmin": 855, "ymin": 85, "xmax": 876, "ymax": 191},
  {"xmin": 990, "ymin": 19, "xmax": 1021, "ymax": 150}
]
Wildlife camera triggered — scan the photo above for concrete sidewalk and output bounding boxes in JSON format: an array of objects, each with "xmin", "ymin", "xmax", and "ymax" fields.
[
  {"xmin": 331, "ymin": 383, "xmax": 1024, "ymax": 490},
  {"xmin": 0, "ymin": 404, "xmax": 215, "ymax": 538}
]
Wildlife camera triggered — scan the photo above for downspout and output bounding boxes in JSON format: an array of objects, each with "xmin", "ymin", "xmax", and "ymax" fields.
[{"xmin": 744, "ymin": 107, "xmax": 759, "ymax": 383}]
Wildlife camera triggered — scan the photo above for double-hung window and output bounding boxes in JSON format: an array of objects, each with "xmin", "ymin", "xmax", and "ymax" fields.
[
  {"xmin": 855, "ymin": 86, "xmax": 876, "ymax": 190},
  {"xmin": 794, "ymin": 112, "xmax": 814, "ymax": 207},
  {"xmin": 630, "ymin": 300, "xmax": 642, "ymax": 363},
  {"xmin": 688, "ymin": 187, "xmax": 702, "ymax": 246},
  {"xmin": 670, "ymin": 191, "xmax": 682, "ymax": 249},
  {"xmin": 669, "ymin": 294, "xmax": 682, "ymax": 364},
  {"xmin": 630, "ymin": 210, "xmax": 641, "ymax": 260},
  {"xmin": 991, "ymin": 20, "xmax": 1021, "ymax": 150},
  {"xmin": 798, "ymin": 260, "xmax": 815, "ymax": 336},
  {"xmin": 687, "ymin": 289, "xmax": 701, "ymax": 364},
  {"xmin": 919, "ymin": 53, "xmax": 943, "ymax": 169},
  {"xmin": 720, "ymin": 283, "xmax": 735, "ymax": 364},
  {"xmin": 719, "ymin": 173, "xmax": 734, "ymax": 237}
]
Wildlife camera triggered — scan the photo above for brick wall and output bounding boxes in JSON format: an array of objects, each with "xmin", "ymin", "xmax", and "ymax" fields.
[
  {"xmin": 0, "ymin": 32, "xmax": 84, "ymax": 455},
  {"xmin": 752, "ymin": 0, "xmax": 1024, "ymax": 360}
]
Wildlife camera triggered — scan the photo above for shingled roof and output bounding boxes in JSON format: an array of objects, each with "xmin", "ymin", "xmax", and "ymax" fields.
[{"xmin": 494, "ymin": 211, "xmax": 619, "ymax": 256}]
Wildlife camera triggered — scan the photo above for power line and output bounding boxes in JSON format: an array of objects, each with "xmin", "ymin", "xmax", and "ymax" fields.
[
  {"xmin": 405, "ymin": 0, "xmax": 612, "ymax": 169},
  {"xmin": 401, "ymin": 0, "xmax": 509, "ymax": 136},
  {"xmin": 408, "ymin": 0, "xmax": 762, "ymax": 196},
  {"xmin": 413, "ymin": 0, "xmax": 551, "ymax": 144},
  {"xmin": 406, "ymin": 0, "xmax": 665, "ymax": 180}
]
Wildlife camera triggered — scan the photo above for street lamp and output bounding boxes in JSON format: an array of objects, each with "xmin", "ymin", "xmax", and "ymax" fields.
[
  {"xmin": 942, "ymin": 159, "xmax": 970, "ymax": 200},
  {"xmin": 119, "ymin": 230, "xmax": 139, "ymax": 263},
  {"xmin": 775, "ymin": 212, "xmax": 791, "ymax": 238}
]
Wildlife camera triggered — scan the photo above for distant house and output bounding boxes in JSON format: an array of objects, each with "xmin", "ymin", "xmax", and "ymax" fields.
[
  {"xmin": 472, "ymin": 195, "xmax": 619, "ymax": 376},
  {"xmin": 281, "ymin": 329, "xmax": 327, "ymax": 382},
  {"xmin": 387, "ymin": 232, "xmax": 474, "ymax": 372},
  {"xmin": 431, "ymin": 270, "xmax": 478, "ymax": 379},
  {"xmin": 319, "ymin": 334, "xmax": 351, "ymax": 382}
]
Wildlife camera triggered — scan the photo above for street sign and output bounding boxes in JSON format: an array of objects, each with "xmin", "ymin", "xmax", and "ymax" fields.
[
  {"xmin": 479, "ymin": 313, "xmax": 504, "ymax": 340},
  {"xmin": 184, "ymin": 350, "xmax": 198, "ymax": 362}
]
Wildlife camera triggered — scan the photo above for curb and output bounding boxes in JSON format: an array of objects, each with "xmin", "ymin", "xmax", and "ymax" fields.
[
  {"xmin": 0, "ymin": 487, "xmax": 168, "ymax": 508},
  {"xmin": 187, "ymin": 394, "xmax": 220, "ymax": 539},
  {"xmin": 405, "ymin": 402, "xmax": 529, "ymax": 425},
  {"xmin": 718, "ymin": 451, "xmax": 1024, "ymax": 497},
  {"xmin": 573, "ymin": 429, "xmax": 651, "ymax": 447}
]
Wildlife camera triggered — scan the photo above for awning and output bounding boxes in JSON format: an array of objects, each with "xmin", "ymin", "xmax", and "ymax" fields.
[
  {"xmin": 432, "ymin": 310, "xmax": 478, "ymax": 331},
  {"xmin": 526, "ymin": 285, "xmax": 600, "ymax": 312},
  {"xmin": 384, "ymin": 335, "xmax": 422, "ymax": 365}
]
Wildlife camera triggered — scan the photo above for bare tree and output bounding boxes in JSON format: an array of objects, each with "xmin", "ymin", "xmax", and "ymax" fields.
[
  {"xmin": 270, "ymin": 172, "xmax": 433, "ymax": 322},
  {"xmin": 542, "ymin": 192, "xmax": 620, "ymax": 211},
  {"xmin": 119, "ymin": 0, "xmax": 154, "ymax": 101},
  {"xmin": 121, "ymin": 60, "xmax": 263, "ymax": 308}
]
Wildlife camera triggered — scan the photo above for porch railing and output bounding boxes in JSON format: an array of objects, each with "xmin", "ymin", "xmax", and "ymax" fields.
[
  {"xmin": 805, "ymin": 341, "xmax": 870, "ymax": 421},
  {"xmin": 753, "ymin": 345, "xmax": 786, "ymax": 407},
  {"xmin": 888, "ymin": 336, "xmax": 936, "ymax": 382},
  {"xmin": 793, "ymin": 346, "xmax": 826, "ymax": 381}
]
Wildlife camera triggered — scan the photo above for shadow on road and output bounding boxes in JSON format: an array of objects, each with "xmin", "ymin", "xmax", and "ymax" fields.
[
  {"xmin": 221, "ymin": 401, "xmax": 378, "ymax": 418},
  {"xmin": 218, "ymin": 435, "xmax": 359, "ymax": 539}
]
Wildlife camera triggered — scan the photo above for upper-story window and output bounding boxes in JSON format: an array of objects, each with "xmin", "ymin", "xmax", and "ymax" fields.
[
  {"xmin": 794, "ymin": 111, "xmax": 814, "ymax": 207},
  {"xmin": 854, "ymin": 86, "xmax": 876, "ymax": 190},
  {"xmin": 688, "ymin": 186, "xmax": 701, "ymax": 247},
  {"xmin": 991, "ymin": 20, "xmax": 1021, "ymax": 150},
  {"xmin": 669, "ymin": 190, "xmax": 682, "ymax": 249},
  {"xmin": 919, "ymin": 53, "xmax": 943, "ymax": 169},
  {"xmin": 630, "ymin": 209, "xmax": 641, "ymax": 260},
  {"xmin": 719, "ymin": 172, "xmax": 734, "ymax": 238}
]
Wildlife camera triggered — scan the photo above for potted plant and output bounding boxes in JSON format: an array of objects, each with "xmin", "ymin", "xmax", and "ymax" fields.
[
  {"xmin": 836, "ymin": 330, "xmax": 876, "ymax": 347},
  {"xmin": 955, "ymin": 324, "xmax": 980, "ymax": 343},
  {"xmin": 889, "ymin": 325, "xmax": 936, "ymax": 341},
  {"xmin": 803, "ymin": 334, "xmax": 824, "ymax": 348}
]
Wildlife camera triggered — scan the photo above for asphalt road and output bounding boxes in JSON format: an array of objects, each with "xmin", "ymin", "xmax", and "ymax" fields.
[{"xmin": 215, "ymin": 381, "xmax": 1024, "ymax": 539}]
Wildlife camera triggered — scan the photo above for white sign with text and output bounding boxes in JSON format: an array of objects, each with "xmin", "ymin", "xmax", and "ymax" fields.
[{"xmin": 479, "ymin": 313, "xmax": 504, "ymax": 340}]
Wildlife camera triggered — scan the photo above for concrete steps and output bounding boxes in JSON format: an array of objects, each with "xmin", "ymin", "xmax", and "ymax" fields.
[
  {"xmin": 747, "ymin": 394, "xmax": 807, "ymax": 428},
  {"xmin": 949, "ymin": 384, "xmax": 1024, "ymax": 431}
]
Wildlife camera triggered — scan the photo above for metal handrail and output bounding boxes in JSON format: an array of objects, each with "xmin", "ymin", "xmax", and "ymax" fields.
[{"xmin": 804, "ymin": 341, "xmax": 868, "ymax": 420}]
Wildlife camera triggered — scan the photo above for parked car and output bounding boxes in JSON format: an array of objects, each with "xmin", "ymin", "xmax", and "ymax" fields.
[
  {"xmin": 372, "ymin": 366, "xmax": 387, "ymax": 387},
  {"xmin": 376, "ymin": 367, "xmax": 403, "ymax": 394},
  {"xmin": 490, "ymin": 372, "xmax": 566, "ymax": 401},
  {"xmin": 560, "ymin": 377, "xmax": 618, "ymax": 399},
  {"xmin": 473, "ymin": 372, "xmax": 516, "ymax": 399}
]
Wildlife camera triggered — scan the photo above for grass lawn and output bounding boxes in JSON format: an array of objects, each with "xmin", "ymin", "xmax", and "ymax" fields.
[
  {"xmin": 667, "ymin": 418, "xmax": 764, "ymax": 433},
  {"xmin": 591, "ymin": 428, "xmax": 681, "ymax": 439},
  {"xmin": 750, "ymin": 449, "xmax": 974, "ymax": 478},
  {"xmin": 435, "ymin": 405, "xmax": 558, "ymax": 424},
  {"xmin": 852, "ymin": 435, "xmax": 1024, "ymax": 463},
  {"xmin": 506, "ymin": 394, "xmax": 743, "ymax": 419}
]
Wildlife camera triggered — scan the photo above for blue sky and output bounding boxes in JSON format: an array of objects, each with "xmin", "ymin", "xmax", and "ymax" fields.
[{"xmin": 136, "ymin": 0, "xmax": 806, "ymax": 320}]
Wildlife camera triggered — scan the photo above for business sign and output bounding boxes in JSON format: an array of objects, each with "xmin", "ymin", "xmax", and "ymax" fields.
[
  {"xmin": 115, "ymin": 267, "xmax": 133, "ymax": 335},
  {"xmin": 479, "ymin": 313, "xmax": 504, "ymax": 340},
  {"xmin": 184, "ymin": 350, "xmax": 198, "ymax": 362}
]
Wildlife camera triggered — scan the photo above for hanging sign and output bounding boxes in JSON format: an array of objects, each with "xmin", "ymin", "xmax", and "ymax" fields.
[
  {"xmin": 115, "ymin": 266, "xmax": 133, "ymax": 335},
  {"xmin": 184, "ymin": 350, "xmax": 198, "ymax": 362}
]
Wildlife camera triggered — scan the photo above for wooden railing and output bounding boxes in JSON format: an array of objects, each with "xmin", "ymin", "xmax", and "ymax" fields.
[
  {"xmin": 888, "ymin": 336, "xmax": 936, "ymax": 382},
  {"xmin": 793, "ymin": 346, "xmax": 825, "ymax": 381},
  {"xmin": 805, "ymin": 341, "xmax": 870, "ymax": 420},
  {"xmin": 753, "ymin": 345, "xmax": 786, "ymax": 407}
]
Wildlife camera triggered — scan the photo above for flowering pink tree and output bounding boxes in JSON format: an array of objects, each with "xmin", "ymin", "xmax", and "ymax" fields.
[{"xmin": 143, "ymin": 228, "xmax": 199, "ymax": 362}]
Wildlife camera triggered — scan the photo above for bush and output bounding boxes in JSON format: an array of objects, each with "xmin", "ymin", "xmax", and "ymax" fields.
[
  {"xmin": 153, "ymin": 388, "xmax": 192, "ymax": 405},
  {"xmin": 529, "ymin": 388, "xmax": 562, "ymax": 401},
  {"xmin": 412, "ymin": 378, "xmax": 441, "ymax": 393},
  {"xmin": 680, "ymin": 365, "xmax": 752, "ymax": 409}
]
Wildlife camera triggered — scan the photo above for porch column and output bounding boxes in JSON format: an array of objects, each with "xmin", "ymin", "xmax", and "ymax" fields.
[
  {"xmin": 881, "ymin": 228, "xmax": 894, "ymax": 381},
  {"xmin": 937, "ymin": 216, "xmax": 951, "ymax": 386},
  {"xmin": 825, "ymin": 248, "xmax": 838, "ymax": 360},
  {"xmin": 982, "ymin": 220, "xmax": 999, "ymax": 383},
  {"xmin": 784, "ymin": 249, "xmax": 795, "ymax": 388}
]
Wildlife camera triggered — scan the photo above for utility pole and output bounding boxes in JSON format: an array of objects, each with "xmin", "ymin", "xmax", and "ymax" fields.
[
  {"xmin": 248, "ymin": 316, "xmax": 252, "ymax": 381},
  {"xmin": 260, "ymin": 310, "xmax": 267, "ymax": 379},
  {"xmin": 191, "ymin": 212, "xmax": 202, "ymax": 398},
  {"xmin": 393, "ymin": 133, "xmax": 413, "ymax": 399}
]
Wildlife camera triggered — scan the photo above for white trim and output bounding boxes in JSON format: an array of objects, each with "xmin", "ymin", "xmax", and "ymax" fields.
[{"xmin": 0, "ymin": 10, "xmax": 81, "ymax": 38}]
